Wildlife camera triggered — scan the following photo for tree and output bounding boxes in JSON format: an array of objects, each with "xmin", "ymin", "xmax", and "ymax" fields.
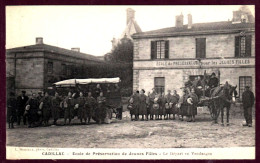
[{"xmin": 109, "ymin": 36, "xmax": 133, "ymax": 63}]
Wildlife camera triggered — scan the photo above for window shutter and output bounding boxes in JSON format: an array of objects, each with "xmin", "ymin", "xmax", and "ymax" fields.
[
  {"xmin": 151, "ymin": 41, "xmax": 156, "ymax": 59},
  {"xmin": 165, "ymin": 40, "xmax": 169, "ymax": 59},
  {"xmin": 245, "ymin": 35, "xmax": 252, "ymax": 57},
  {"xmin": 235, "ymin": 36, "xmax": 240, "ymax": 57}
]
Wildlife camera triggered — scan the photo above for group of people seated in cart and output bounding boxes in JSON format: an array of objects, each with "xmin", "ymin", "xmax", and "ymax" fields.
[
  {"xmin": 7, "ymin": 83, "xmax": 122, "ymax": 128},
  {"xmin": 127, "ymin": 72, "xmax": 221, "ymax": 122}
]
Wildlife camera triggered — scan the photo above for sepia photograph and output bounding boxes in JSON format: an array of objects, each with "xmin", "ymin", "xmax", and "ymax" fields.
[{"xmin": 5, "ymin": 5, "xmax": 255, "ymax": 159}]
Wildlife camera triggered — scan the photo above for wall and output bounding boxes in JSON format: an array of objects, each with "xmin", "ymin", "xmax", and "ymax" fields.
[
  {"xmin": 135, "ymin": 67, "xmax": 255, "ymax": 97},
  {"xmin": 134, "ymin": 33, "xmax": 255, "ymax": 60},
  {"xmin": 15, "ymin": 57, "xmax": 44, "ymax": 90}
]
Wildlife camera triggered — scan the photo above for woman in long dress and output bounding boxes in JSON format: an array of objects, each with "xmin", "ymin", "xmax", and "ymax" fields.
[
  {"xmin": 139, "ymin": 89, "xmax": 148, "ymax": 121},
  {"xmin": 187, "ymin": 88, "xmax": 199, "ymax": 122}
]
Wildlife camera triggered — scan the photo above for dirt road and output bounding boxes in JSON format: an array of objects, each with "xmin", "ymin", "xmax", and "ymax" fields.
[{"xmin": 6, "ymin": 111, "xmax": 255, "ymax": 148}]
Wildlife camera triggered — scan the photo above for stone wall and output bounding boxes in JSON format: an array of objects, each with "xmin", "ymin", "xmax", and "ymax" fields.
[
  {"xmin": 136, "ymin": 67, "xmax": 255, "ymax": 97},
  {"xmin": 134, "ymin": 33, "xmax": 255, "ymax": 60}
]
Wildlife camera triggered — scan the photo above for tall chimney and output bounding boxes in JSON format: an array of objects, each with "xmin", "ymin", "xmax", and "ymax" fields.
[
  {"xmin": 175, "ymin": 13, "xmax": 184, "ymax": 28},
  {"xmin": 71, "ymin": 48, "xmax": 80, "ymax": 52},
  {"xmin": 187, "ymin": 14, "xmax": 192, "ymax": 29},
  {"xmin": 36, "ymin": 37, "xmax": 43, "ymax": 44},
  {"xmin": 126, "ymin": 8, "xmax": 135, "ymax": 25}
]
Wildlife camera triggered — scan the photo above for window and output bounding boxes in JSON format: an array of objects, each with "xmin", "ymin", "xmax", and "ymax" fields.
[
  {"xmin": 61, "ymin": 64, "xmax": 67, "ymax": 75},
  {"xmin": 154, "ymin": 77, "xmax": 165, "ymax": 94},
  {"xmin": 235, "ymin": 35, "xmax": 252, "ymax": 57},
  {"xmin": 47, "ymin": 62, "xmax": 53, "ymax": 74},
  {"xmin": 196, "ymin": 38, "xmax": 206, "ymax": 58},
  {"xmin": 151, "ymin": 40, "xmax": 169, "ymax": 59},
  {"xmin": 239, "ymin": 76, "xmax": 252, "ymax": 99}
]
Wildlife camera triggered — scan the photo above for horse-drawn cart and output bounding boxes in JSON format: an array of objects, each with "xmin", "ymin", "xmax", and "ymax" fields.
[
  {"xmin": 184, "ymin": 70, "xmax": 237, "ymax": 123},
  {"xmin": 53, "ymin": 77, "xmax": 123, "ymax": 123}
]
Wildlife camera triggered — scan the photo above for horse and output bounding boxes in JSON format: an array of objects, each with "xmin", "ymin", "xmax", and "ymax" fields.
[{"xmin": 210, "ymin": 83, "xmax": 237, "ymax": 126}]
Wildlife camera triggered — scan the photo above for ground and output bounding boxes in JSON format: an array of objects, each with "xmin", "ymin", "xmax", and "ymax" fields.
[{"xmin": 6, "ymin": 107, "xmax": 255, "ymax": 148}]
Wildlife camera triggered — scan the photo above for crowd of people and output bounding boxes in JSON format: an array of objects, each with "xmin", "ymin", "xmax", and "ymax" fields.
[
  {"xmin": 7, "ymin": 84, "xmax": 121, "ymax": 129},
  {"xmin": 128, "ymin": 88, "xmax": 198, "ymax": 122}
]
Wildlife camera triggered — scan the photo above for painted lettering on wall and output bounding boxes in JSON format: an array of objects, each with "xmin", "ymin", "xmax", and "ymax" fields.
[{"xmin": 155, "ymin": 58, "xmax": 252, "ymax": 67}]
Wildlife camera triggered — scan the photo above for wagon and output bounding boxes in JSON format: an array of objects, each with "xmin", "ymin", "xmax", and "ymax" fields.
[
  {"xmin": 53, "ymin": 77, "xmax": 123, "ymax": 122},
  {"xmin": 184, "ymin": 70, "xmax": 222, "ymax": 120}
]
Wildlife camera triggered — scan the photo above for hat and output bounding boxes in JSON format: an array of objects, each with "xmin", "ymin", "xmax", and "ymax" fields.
[
  {"xmin": 211, "ymin": 72, "xmax": 216, "ymax": 76},
  {"xmin": 38, "ymin": 91, "xmax": 42, "ymax": 94},
  {"xmin": 22, "ymin": 91, "xmax": 26, "ymax": 93}
]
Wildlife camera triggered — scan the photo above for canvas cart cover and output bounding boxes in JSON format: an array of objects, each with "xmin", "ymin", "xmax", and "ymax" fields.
[{"xmin": 54, "ymin": 77, "xmax": 120, "ymax": 87}]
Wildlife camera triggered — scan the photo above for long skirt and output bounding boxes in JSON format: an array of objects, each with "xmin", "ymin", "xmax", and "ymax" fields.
[
  {"xmin": 28, "ymin": 108, "xmax": 38, "ymax": 124},
  {"xmin": 78, "ymin": 106, "xmax": 87, "ymax": 120},
  {"xmin": 139, "ymin": 103, "xmax": 147, "ymax": 115},
  {"xmin": 42, "ymin": 108, "xmax": 51, "ymax": 121},
  {"xmin": 179, "ymin": 104, "xmax": 188, "ymax": 116},
  {"xmin": 96, "ymin": 104, "xmax": 106, "ymax": 122},
  {"xmin": 149, "ymin": 102, "xmax": 155, "ymax": 115},
  {"xmin": 52, "ymin": 107, "xmax": 60, "ymax": 120},
  {"xmin": 158, "ymin": 106, "xmax": 165, "ymax": 116},
  {"xmin": 86, "ymin": 107, "xmax": 93, "ymax": 118},
  {"xmin": 130, "ymin": 104, "xmax": 139, "ymax": 115},
  {"xmin": 170, "ymin": 104, "xmax": 178, "ymax": 114},
  {"xmin": 64, "ymin": 107, "xmax": 74, "ymax": 119},
  {"xmin": 187, "ymin": 105, "xmax": 197, "ymax": 116}
]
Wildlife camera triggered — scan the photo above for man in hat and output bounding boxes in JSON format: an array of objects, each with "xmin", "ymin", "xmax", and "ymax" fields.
[
  {"xmin": 37, "ymin": 91, "xmax": 44, "ymax": 101},
  {"xmin": 242, "ymin": 86, "xmax": 255, "ymax": 127},
  {"xmin": 17, "ymin": 90, "xmax": 29, "ymax": 125},
  {"xmin": 208, "ymin": 72, "xmax": 219, "ymax": 88},
  {"xmin": 7, "ymin": 92, "xmax": 17, "ymax": 129}
]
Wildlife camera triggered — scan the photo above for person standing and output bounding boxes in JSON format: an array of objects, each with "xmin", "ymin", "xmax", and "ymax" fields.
[
  {"xmin": 159, "ymin": 93, "xmax": 166, "ymax": 120},
  {"xmin": 16, "ymin": 91, "xmax": 29, "ymax": 125},
  {"xmin": 149, "ymin": 89, "xmax": 156, "ymax": 120},
  {"xmin": 165, "ymin": 90, "xmax": 173, "ymax": 120},
  {"xmin": 77, "ymin": 92, "xmax": 86, "ymax": 124},
  {"xmin": 130, "ymin": 90, "xmax": 140, "ymax": 121},
  {"xmin": 7, "ymin": 92, "xmax": 17, "ymax": 129},
  {"xmin": 85, "ymin": 92, "xmax": 96, "ymax": 124},
  {"xmin": 187, "ymin": 88, "xmax": 199, "ymax": 122},
  {"xmin": 40, "ymin": 92, "xmax": 52, "ymax": 126},
  {"xmin": 51, "ymin": 92, "xmax": 62, "ymax": 125},
  {"xmin": 139, "ymin": 89, "xmax": 148, "ymax": 121},
  {"xmin": 26, "ymin": 93, "xmax": 39, "ymax": 128},
  {"xmin": 171, "ymin": 91, "xmax": 179, "ymax": 120},
  {"xmin": 242, "ymin": 86, "xmax": 255, "ymax": 127},
  {"xmin": 178, "ymin": 89, "xmax": 189, "ymax": 121},
  {"xmin": 96, "ymin": 92, "xmax": 106, "ymax": 124},
  {"xmin": 64, "ymin": 92, "xmax": 74, "ymax": 125}
]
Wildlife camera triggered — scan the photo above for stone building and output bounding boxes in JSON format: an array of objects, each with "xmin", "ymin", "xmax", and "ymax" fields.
[
  {"xmin": 6, "ymin": 37, "xmax": 104, "ymax": 96},
  {"xmin": 132, "ymin": 6, "xmax": 255, "ymax": 99}
]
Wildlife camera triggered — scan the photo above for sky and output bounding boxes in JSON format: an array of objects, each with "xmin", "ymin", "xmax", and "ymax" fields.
[{"xmin": 6, "ymin": 5, "xmax": 254, "ymax": 56}]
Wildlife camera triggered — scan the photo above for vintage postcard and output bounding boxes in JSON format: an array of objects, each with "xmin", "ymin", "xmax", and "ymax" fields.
[{"xmin": 5, "ymin": 5, "xmax": 255, "ymax": 160}]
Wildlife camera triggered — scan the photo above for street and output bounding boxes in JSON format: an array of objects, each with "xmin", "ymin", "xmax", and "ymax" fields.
[{"xmin": 6, "ymin": 110, "xmax": 255, "ymax": 148}]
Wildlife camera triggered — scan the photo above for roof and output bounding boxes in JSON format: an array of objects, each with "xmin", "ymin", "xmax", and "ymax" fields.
[
  {"xmin": 54, "ymin": 77, "xmax": 120, "ymax": 87},
  {"xmin": 132, "ymin": 21, "xmax": 255, "ymax": 38},
  {"xmin": 6, "ymin": 43, "xmax": 103, "ymax": 62}
]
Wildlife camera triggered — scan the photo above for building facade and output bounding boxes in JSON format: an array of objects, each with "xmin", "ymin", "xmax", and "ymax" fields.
[
  {"xmin": 132, "ymin": 6, "xmax": 255, "ymax": 99},
  {"xmin": 6, "ymin": 37, "xmax": 104, "ymax": 96}
]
